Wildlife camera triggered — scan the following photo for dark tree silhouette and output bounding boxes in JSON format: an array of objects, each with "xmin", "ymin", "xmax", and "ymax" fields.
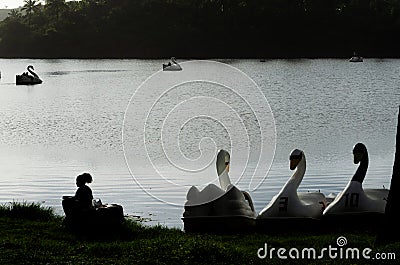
[
  {"xmin": 22, "ymin": 0, "xmax": 41, "ymax": 26},
  {"xmin": 7, "ymin": 9, "xmax": 23, "ymax": 20},
  {"xmin": 45, "ymin": 0, "xmax": 67, "ymax": 27},
  {"xmin": 0, "ymin": 0, "xmax": 399, "ymax": 58},
  {"xmin": 377, "ymin": 106, "xmax": 400, "ymax": 244}
]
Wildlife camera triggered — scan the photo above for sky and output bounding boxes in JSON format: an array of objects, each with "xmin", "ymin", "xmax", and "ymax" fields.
[
  {"xmin": 0, "ymin": 0, "xmax": 77, "ymax": 9},
  {"xmin": 1, "ymin": 0, "xmax": 43, "ymax": 9}
]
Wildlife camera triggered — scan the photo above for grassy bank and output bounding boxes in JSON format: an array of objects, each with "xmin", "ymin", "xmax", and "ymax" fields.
[{"xmin": 0, "ymin": 202, "xmax": 398, "ymax": 264}]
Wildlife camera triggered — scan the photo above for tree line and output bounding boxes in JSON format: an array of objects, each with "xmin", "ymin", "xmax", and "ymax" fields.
[{"xmin": 0, "ymin": 0, "xmax": 399, "ymax": 58}]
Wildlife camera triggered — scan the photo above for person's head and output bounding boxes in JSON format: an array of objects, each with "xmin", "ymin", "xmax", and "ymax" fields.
[{"xmin": 76, "ymin": 173, "xmax": 93, "ymax": 187}]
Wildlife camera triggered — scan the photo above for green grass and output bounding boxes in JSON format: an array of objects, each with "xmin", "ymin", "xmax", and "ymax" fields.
[
  {"xmin": 0, "ymin": 201, "xmax": 56, "ymax": 221},
  {"xmin": 0, "ymin": 202, "xmax": 399, "ymax": 264}
]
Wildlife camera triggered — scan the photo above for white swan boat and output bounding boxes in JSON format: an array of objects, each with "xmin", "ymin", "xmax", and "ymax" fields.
[
  {"xmin": 349, "ymin": 52, "xmax": 363, "ymax": 62},
  {"xmin": 182, "ymin": 150, "xmax": 256, "ymax": 233},
  {"xmin": 323, "ymin": 143, "xmax": 388, "ymax": 231},
  {"xmin": 349, "ymin": 56, "xmax": 363, "ymax": 62},
  {"xmin": 163, "ymin": 57, "xmax": 182, "ymax": 71},
  {"xmin": 16, "ymin": 65, "xmax": 42, "ymax": 85},
  {"xmin": 257, "ymin": 149, "xmax": 326, "ymax": 232}
]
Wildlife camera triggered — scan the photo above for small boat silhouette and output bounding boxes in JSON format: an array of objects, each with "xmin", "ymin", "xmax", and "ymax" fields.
[
  {"xmin": 163, "ymin": 57, "xmax": 182, "ymax": 71},
  {"xmin": 349, "ymin": 52, "xmax": 363, "ymax": 62},
  {"xmin": 16, "ymin": 65, "xmax": 42, "ymax": 85}
]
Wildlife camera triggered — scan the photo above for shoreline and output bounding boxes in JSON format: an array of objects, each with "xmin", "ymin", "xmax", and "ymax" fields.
[{"xmin": 1, "ymin": 55, "xmax": 400, "ymax": 60}]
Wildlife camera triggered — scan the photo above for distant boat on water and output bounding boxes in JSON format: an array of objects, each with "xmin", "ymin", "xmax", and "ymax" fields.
[
  {"xmin": 163, "ymin": 57, "xmax": 182, "ymax": 71},
  {"xmin": 349, "ymin": 52, "xmax": 363, "ymax": 62},
  {"xmin": 16, "ymin": 65, "xmax": 42, "ymax": 85}
]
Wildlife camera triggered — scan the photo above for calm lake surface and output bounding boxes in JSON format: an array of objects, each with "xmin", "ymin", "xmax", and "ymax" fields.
[{"xmin": 0, "ymin": 58, "xmax": 399, "ymax": 228}]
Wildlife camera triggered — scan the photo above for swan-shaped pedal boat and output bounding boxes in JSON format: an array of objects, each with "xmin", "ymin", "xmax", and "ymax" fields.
[
  {"xmin": 16, "ymin": 65, "xmax": 42, "ymax": 85},
  {"xmin": 257, "ymin": 149, "xmax": 326, "ymax": 232},
  {"xmin": 349, "ymin": 52, "xmax": 363, "ymax": 62},
  {"xmin": 323, "ymin": 143, "xmax": 389, "ymax": 231},
  {"xmin": 163, "ymin": 57, "xmax": 182, "ymax": 71},
  {"xmin": 349, "ymin": 56, "xmax": 363, "ymax": 62},
  {"xmin": 182, "ymin": 149, "xmax": 256, "ymax": 233}
]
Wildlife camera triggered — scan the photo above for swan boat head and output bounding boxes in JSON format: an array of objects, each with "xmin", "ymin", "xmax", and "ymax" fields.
[
  {"xmin": 258, "ymin": 148, "xmax": 326, "ymax": 219},
  {"xmin": 216, "ymin": 149, "xmax": 232, "ymax": 191},
  {"xmin": 323, "ymin": 142, "xmax": 388, "ymax": 216},
  {"xmin": 351, "ymin": 142, "xmax": 368, "ymax": 183},
  {"xmin": 287, "ymin": 149, "xmax": 307, "ymax": 190},
  {"xmin": 216, "ymin": 149, "xmax": 230, "ymax": 175},
  {"xmin": 353, "ymin": 142, "xmax": 367, "ymax": 165},
  {"xmin": 290, "ymin": 149, "xmax": 303, "ymax": 170},
  {"xmin": 27, "ymin": 65, "xmax": 40, "ymax": 78}
]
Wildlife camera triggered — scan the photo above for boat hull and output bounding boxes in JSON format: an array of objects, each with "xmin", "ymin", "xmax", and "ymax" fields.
[
  {"xmin": 16, "ymin": 75, "xmax": 42, "ymax": 85},
  {"xmin": 349, "ymin": 57, "xmax": 363, "ymax": 62},
  {"xmin": 163, "ymin": 64, "xmax": 182, "ymax": 71}
]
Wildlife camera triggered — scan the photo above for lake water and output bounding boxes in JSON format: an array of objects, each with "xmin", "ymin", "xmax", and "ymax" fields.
[{"xmin": 0, "ymin": 58, "xmax": 399, "ymax": 228}]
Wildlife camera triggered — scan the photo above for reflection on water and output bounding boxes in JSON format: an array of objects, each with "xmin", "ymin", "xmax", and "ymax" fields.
[{"xmin": 0, "ymin": 58, "xmax": 398, "ymax": 228}]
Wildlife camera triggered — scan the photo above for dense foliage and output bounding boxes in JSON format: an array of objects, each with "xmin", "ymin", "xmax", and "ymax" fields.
[{"xmin": 0, "ymin": 0, "xmax": 400, "ymax": 58}]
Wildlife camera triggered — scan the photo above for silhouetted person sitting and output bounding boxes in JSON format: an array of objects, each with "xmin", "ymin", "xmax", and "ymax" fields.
[
  {"xmin": 62, "ymin": 173, "xmax": 96, "ymax": 229},
  {"xmin": 73, "ymin": 173, "xmax": 94, "ymax": 210},
  {"xmin": 63, "ymin": 173, "xmax": 126, "ymax": 233}
]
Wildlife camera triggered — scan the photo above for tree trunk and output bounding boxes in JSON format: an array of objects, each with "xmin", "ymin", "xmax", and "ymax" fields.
[{"xmin": 377, "ymin": 106, "xmax": 400, "ymax": 243}]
